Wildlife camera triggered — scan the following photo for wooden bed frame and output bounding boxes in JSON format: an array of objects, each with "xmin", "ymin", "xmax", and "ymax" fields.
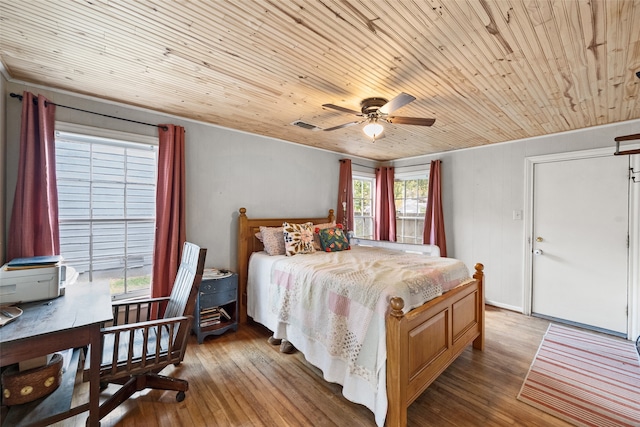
[{"xmin": 237, "ymin": 207, "xmax": 485, "ymax": 427}]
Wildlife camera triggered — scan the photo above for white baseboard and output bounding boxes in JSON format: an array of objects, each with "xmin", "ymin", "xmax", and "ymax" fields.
[{"xmin": 485, "ymin": 300, "xmax": 523, "ymax": 313}]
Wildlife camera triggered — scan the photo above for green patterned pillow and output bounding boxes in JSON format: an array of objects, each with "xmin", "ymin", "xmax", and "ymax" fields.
[
  {"xmin": 317, "ymin": 225, "xmax": 350, "ymax": 252},
  {"xmin": 312, "ymin": 221, "xmax": 336, "ymax": 251},
  {"xmin": 283, "ymin": 222, "xmax": 316, "ymax": 256}
]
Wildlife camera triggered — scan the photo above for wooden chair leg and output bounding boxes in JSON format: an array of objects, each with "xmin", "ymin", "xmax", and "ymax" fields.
[
  {"xmin": 98, "ymin": 374, "xmax": 188, "ymax": 420},
  {"xmin": 144, "ymin": 373, "xmax": 188, "ymax": 392},
  {"xmin": 98, "ymin": 377, "xmax": 142, "ymax": 420}
]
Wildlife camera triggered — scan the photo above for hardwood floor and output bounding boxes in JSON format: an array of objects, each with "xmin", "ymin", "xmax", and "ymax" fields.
[{"xmin": 53, "ymin": 306, "xmax": 571, "ymax": 426}]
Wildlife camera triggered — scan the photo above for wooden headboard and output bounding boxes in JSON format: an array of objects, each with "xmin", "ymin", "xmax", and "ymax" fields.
[{"xmin": 236, "ymin": 207, "xmax": 335, "ymax": 323}]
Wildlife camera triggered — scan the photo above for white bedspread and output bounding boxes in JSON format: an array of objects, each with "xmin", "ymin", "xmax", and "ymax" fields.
[{"xmin": 247, "ymin": 246, "xmax": 471, "ymax": 426}]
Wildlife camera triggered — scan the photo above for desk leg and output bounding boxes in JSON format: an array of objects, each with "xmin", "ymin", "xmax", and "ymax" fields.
[{"xmin": 87, "ymin": 326, "xmax": 101, "ymax": 426}]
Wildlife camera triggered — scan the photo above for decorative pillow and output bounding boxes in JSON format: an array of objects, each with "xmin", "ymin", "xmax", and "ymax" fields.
[
  {"xmin": 312, "ymin": 221, "xmax": 336, "ymax": 251},
  {"xmin": 283, "ymin": 222, "xmax": 316, "ymax": 256},
  {"xmin": 318, "ymin": 225, "xmax": 350, "ymax": 252},
  {"xmin": 258, "ymin": 226, "xmax": 286, "ymax": 256}
]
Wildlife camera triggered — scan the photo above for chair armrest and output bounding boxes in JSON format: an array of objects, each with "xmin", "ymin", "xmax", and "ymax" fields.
[
  {"xmin": 101, "ymin": 315, "xmax": 191, "ymax": 334},
  {"xmin": 97, "ymin": 315, "xmax": 194, "ymax": 377}
]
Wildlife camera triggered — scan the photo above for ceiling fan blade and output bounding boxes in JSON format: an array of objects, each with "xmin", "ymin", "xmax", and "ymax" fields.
[
  {"xmin": 379, "ymin": 92, "xmax": 416, "ymax": 115},
  {"xmin": 323, "ymin": 121, "xmax": 362, "ymax": 131},
  {"xmin": 322, "ymin": 103, "xmax": 362, "ymax": 116},
  {"xmin": 386, "ymin": 116, "xmax": 435, "ymax": 126}
]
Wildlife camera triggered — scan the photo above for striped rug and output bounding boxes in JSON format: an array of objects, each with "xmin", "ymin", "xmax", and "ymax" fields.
[{"xmin": 517, "ymin": 324, "xmax": 640, "ymax": 427}]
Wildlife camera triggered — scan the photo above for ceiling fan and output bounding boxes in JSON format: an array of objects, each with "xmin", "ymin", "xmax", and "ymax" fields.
[{"xmin": 321, "ymin": 92, "xmax": 435, "ymax": 140}]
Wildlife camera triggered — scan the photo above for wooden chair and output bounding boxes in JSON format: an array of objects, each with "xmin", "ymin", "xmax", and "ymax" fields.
[{"xmin": 83, "ymin": 242, "xmax": 207, "ymax": 421}]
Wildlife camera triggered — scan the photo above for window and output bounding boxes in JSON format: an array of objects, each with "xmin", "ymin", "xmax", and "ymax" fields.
[
  {"xmin": 352, "ymin": 174, "xmax": 375, "ymax": 239},
  {"xmin": 394, "ymin": 173, "xmax": 429, "ymax": 244},
  {"xmin": 55, "ymin": 125, "xmax": 158, "ymax": 299}
]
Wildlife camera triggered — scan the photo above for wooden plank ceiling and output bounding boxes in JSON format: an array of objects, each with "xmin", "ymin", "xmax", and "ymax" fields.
[{"xmin": 1, "ymin": 0, "xmax": 639, "ymax": 161}]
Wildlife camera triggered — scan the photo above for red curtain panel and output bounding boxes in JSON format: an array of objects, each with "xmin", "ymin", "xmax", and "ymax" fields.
[
  {"xmin": 7, "ymin": 92, "xmax": 59, "ymax": 261},
  {"xmin": 152, "ymin": 124, "xmax": 187, "ymax": 302},
  {"xmin": 423, "ymin": 160, "xmax": 447, "ymax": 257},
  {"xmin": 375, "ymin": 166, "xmax": 396, "ymax": 241},
  {"xmin": 337, "ymin": 159, "xmax": 354, "ymax": 231}
]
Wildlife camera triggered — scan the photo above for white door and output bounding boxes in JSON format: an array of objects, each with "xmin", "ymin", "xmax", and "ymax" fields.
[{"xmin": 532, "ymin": 155, "xmax": 629, "ymax": 334}]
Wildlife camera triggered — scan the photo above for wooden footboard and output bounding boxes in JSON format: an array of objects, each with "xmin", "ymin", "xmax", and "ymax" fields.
[{"xmin": 385, "ymin": 263, "xmax": 485, "ymax": 427}]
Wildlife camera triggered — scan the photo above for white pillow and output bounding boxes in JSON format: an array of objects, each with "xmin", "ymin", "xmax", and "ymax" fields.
[{"xmin": 258, "ymin": 226, "xmax": 285, "ymax": 256}]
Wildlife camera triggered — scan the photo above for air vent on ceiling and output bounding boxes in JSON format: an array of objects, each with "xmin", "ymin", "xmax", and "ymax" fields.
[{"xmin": 291, "ymin": 120, "xmax": 322, "ymax": 131}]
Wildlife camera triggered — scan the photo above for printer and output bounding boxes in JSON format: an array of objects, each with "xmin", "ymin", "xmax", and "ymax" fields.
[{"xmin": 0, "ymin": 257, "xmax": 70, "ymax": 305}]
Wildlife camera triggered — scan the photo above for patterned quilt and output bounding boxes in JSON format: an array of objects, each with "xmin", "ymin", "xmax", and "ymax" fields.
[{"xmin": 269, "ymin": 246, "xmax": 471, "ymax": 391}]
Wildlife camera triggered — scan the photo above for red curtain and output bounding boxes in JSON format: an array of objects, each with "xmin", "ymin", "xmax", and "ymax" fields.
[
  {"xmin": 423, "ymin": 160, "xmax": 447, "ymax": 257},
  {"xmin": 375, "ymin": 166, "xmax": 396, "ymax": 241},
  {"xmin": 336, "ymin": 159, "xmax": 353, "ymax": 231},
  {"xmin": 7, "ymin": 92, "xmax": 59, "ymax": 261},
  {"xmin": 152, "ymin": 124, "xmax": 187, "ymax": 300}
]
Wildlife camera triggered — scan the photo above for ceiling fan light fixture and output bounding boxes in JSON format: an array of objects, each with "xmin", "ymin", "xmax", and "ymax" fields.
[{"xmin": 363, "ymin": 121, "xmax": 384, "ymax": 139}]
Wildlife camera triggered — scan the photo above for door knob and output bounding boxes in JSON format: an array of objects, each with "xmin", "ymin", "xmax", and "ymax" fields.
[{"xmin": 536, "ymin": 237, "xmax": 543, "ymax": 242}]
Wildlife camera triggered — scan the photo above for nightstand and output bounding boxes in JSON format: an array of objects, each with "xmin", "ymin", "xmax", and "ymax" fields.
[{"xmin": 193, "ymin": 270, "xmax": 238, "ymax": 343}]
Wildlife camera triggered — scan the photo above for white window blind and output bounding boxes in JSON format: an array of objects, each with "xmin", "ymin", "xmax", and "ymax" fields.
[{"xmin": 55, "ymin": 127, "xmax": 158, "ymax": 298}]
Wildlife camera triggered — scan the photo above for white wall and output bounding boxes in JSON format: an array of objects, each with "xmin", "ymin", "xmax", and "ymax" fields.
[
  {"xmin": 390, "ymin": 119, "xmax": 640, "ymax": 311},
  {"xmin": 2, "ymin": 81, "xmax": 376, "ymax": 269}
]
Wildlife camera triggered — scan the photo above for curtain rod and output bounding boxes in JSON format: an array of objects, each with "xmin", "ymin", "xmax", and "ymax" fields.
[
  {"xmin": 393, "ymin": 160, "xmax": 442, "ymax": 168},
  {"xmin": 380, "ymin": 160, "xmax": 442, "ymax": 170},
  {"xmin": 341, "ymin": 159, "xmax": 371, "ymax": 168},
  {"xmin": 613, "ymin": 133, "xmax": 640, "ymax": 156},
  {"xmin": 10, "ymin": 92, "xmax": 168, "ymax": 131},
  {"xmin": 342, "ymin": 159, "xmax": 440, "ymax": 169}
]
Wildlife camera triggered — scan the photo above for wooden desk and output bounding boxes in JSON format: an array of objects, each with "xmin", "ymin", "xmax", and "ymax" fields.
[{"xmin": 0, "ymin": 282, "xmax": 112, "ymax": 426}]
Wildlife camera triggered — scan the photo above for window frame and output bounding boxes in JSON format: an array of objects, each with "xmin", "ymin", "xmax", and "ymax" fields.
[
  {"xmin": 352, "ymin": 172, "xmax": 376, "ymax": 240},
  {"xmin": 394, "ymin": 168, "xmax": 430, "ymax": 245},
  {"xmin": 55, "ymin": 122, "xmax": 158, "ymax": 300}
]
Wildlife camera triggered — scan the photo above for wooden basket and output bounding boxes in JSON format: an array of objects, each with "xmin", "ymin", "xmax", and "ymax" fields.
[{"xmin": 2, "ymin": 353, "xmax": 63, "ymax": 406}]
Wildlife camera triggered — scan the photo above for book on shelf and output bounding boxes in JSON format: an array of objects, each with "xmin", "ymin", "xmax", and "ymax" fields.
[
  {"xmin": 219, "ymin": 307, "xmax": 232, "ymax": 320},
  {"xmin": 201, "ymin": 316, "xmax": 221, "ymax": 324},
  {"xmin": 201, "ymin": 311, "xmax": 220, "ymax": 320},
  {"xmin": 200, "ymin": 318, "xmax": 221, "ymax": 327},
  {"xmin": 200, "ymin": 306, "xmax": 232, "ymax": 321}
]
